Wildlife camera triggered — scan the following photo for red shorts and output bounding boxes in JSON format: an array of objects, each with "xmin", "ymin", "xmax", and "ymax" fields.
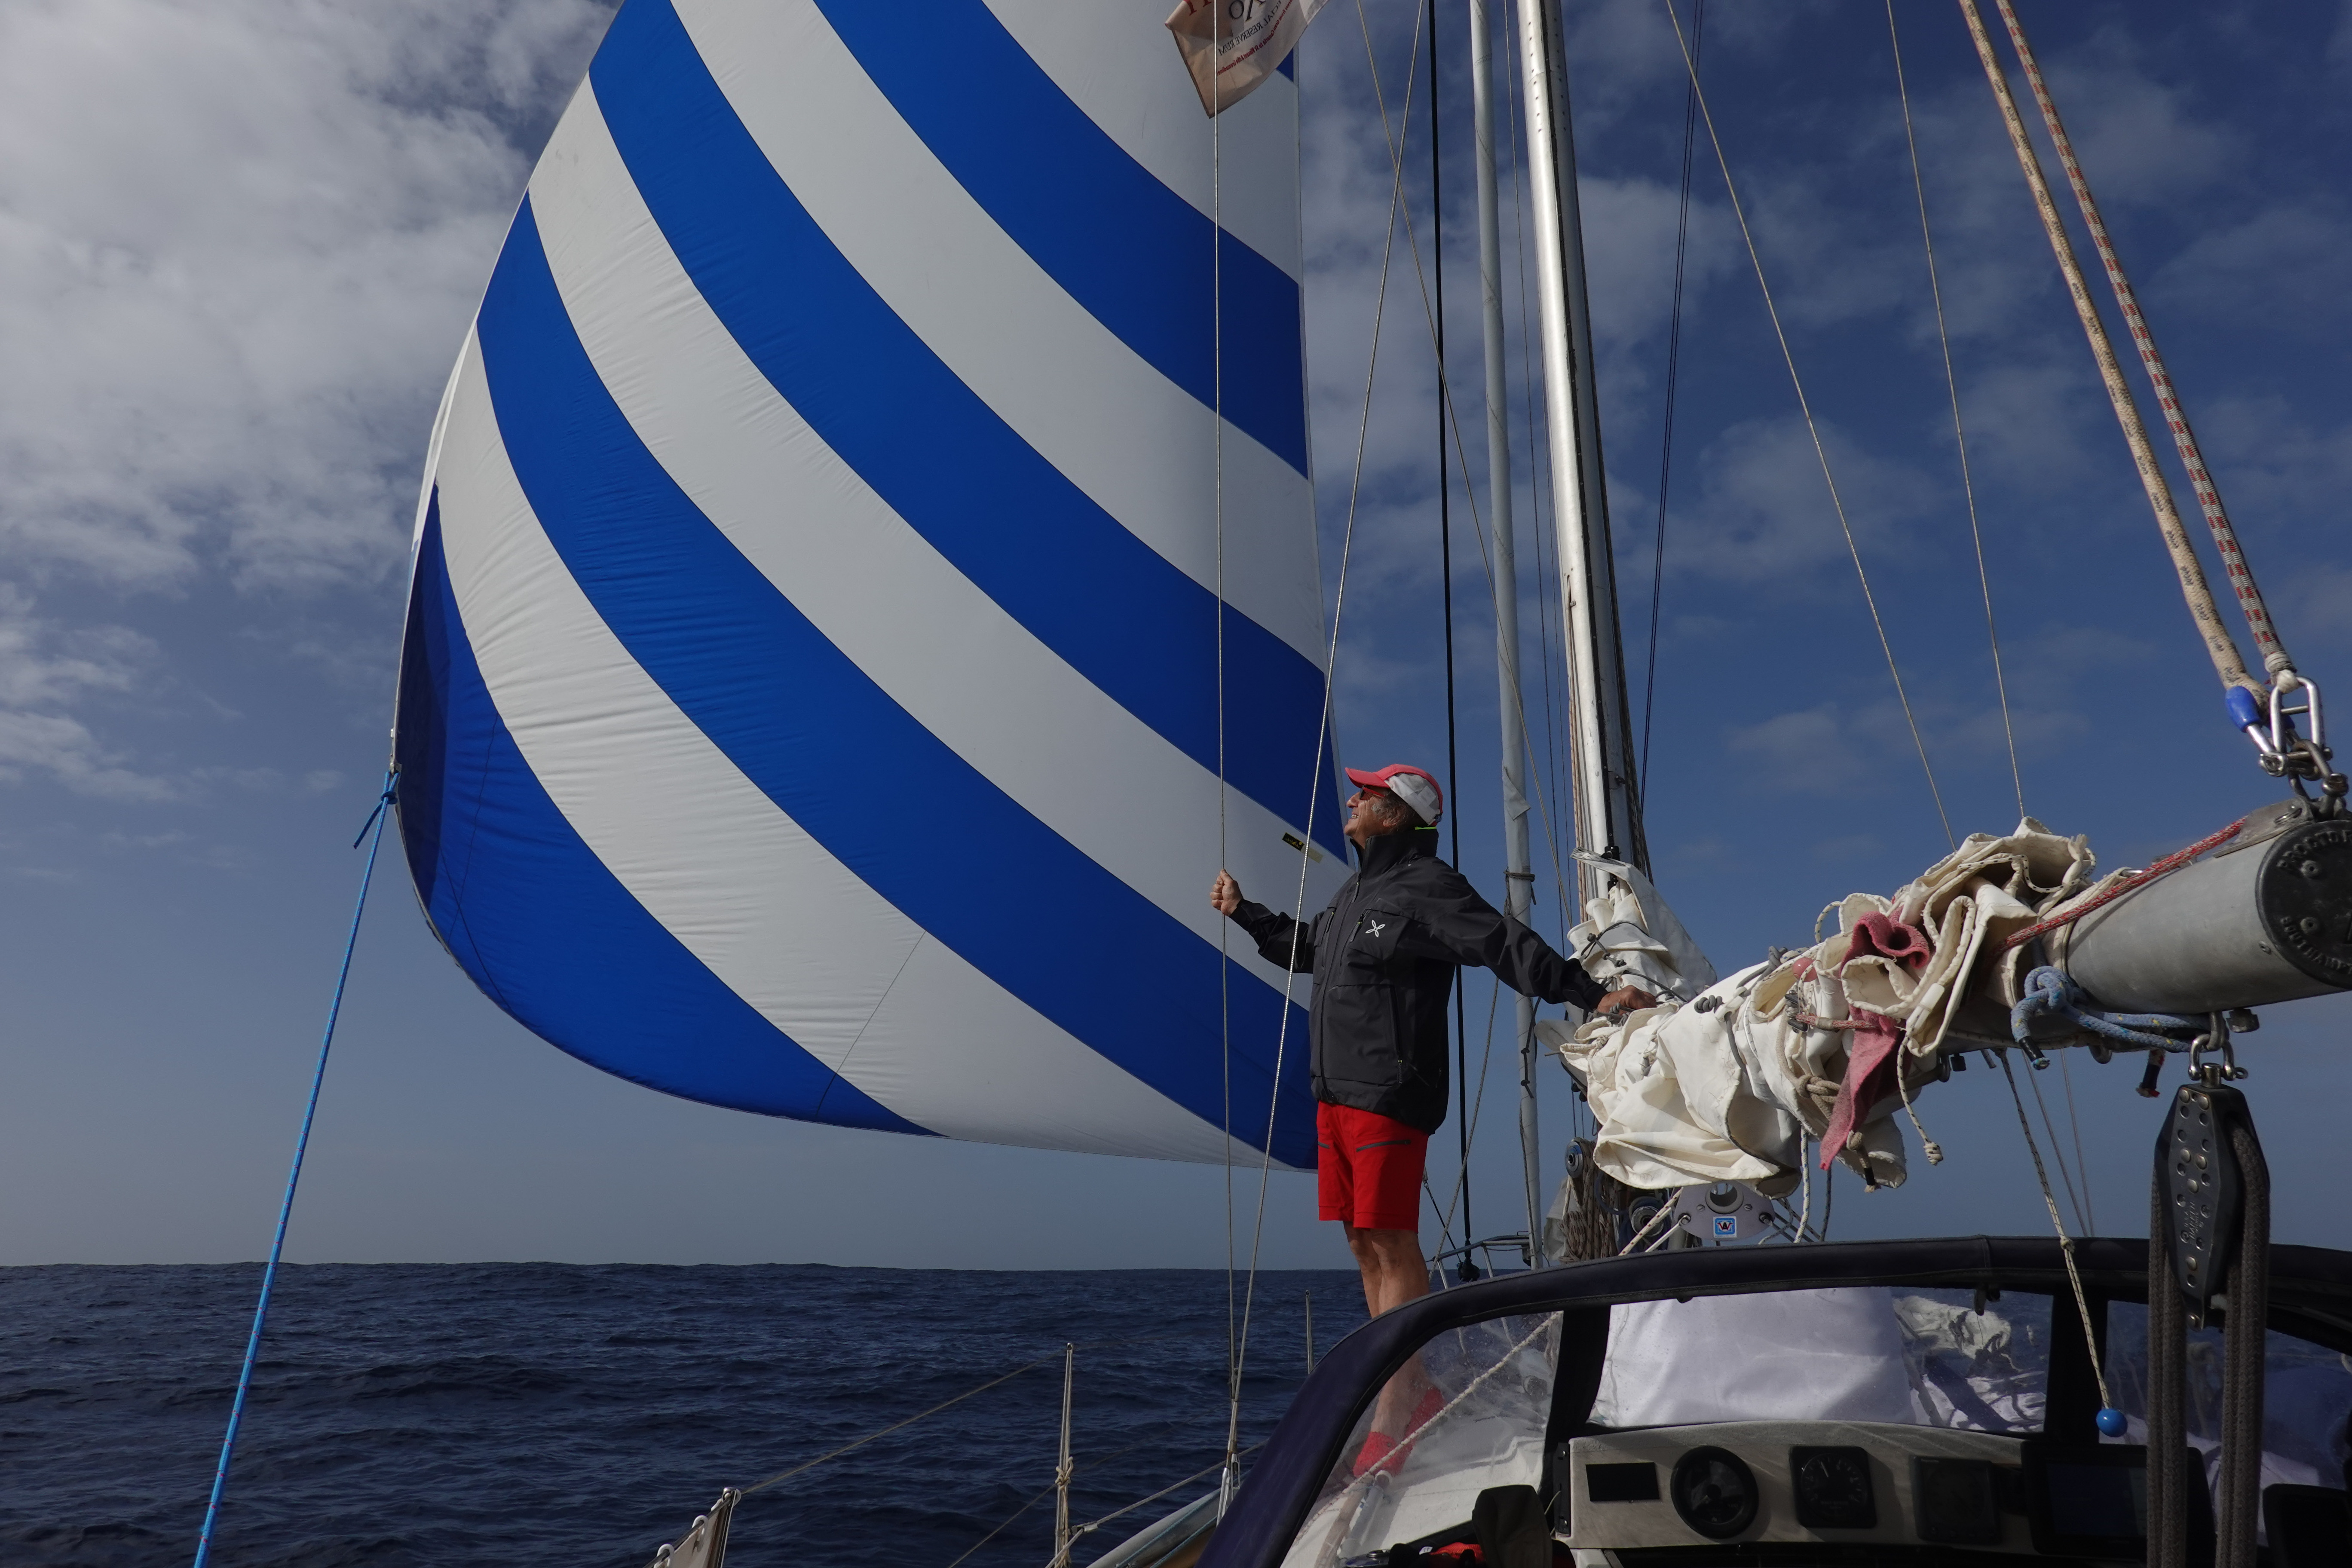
[{"xmin": 1316, "ymin": 1102, "xmax": 1428, "ymax": 1232}]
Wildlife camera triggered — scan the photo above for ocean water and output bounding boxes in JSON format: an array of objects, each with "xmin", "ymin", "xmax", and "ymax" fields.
[{"xmin": 0, "ymin": 1264, "xmax": 1368, "ymax": 1568}]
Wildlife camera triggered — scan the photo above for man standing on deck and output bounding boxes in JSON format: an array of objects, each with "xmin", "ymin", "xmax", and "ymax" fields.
[{"xmin": 1209, "ymin": 763, "xmax": 1653, "ymax": 1473}]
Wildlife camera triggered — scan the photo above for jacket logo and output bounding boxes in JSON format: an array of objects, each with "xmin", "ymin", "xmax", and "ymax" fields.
[{"xmin": 1364, "ymin": 918, "xmax": 1387, "ymax": 939}]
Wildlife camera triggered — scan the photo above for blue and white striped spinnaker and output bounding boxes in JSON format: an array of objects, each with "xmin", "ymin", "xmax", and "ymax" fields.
[{"xmin": 392, "ymin": 0, "xmax": 1342, "ymax": 1168}]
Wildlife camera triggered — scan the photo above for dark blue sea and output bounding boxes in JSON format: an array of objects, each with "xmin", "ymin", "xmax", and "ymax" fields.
[{"xmin": 1, "ymin": 1265, "xmax": 1369, "ymax": 1568}]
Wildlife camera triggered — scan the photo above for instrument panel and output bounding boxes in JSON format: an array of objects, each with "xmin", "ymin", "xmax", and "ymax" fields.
[{"xmin": 1554, "ymin": 1421, "xmax": 2113, "ymax": 1554}]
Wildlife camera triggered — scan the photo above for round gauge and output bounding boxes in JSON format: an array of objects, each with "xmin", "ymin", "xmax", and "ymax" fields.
[{"xmin": 1671, "ymin": 1446, "xmax": 1760, "ymax": 1540}]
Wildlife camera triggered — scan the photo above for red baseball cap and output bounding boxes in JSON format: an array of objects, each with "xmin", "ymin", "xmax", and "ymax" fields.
[{"xmin": 1345, "ymin": 763, "xmax": 1443, "ymax": 826}]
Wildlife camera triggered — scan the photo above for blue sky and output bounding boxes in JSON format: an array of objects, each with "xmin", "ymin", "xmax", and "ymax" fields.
[{"xmin": 3, "ymin": 0, "xmax": 2349, "ymax": 1268}]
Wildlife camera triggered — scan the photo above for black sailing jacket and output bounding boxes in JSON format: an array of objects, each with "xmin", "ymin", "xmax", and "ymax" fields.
[{"xmin": 1230, "ymin": 827, "xmax": 1605, "ymax": 1133}]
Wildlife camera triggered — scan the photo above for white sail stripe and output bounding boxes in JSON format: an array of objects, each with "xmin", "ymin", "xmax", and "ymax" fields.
[
  {"xmin": 669, "ymin": 0, "xmax": 1326, "ymax": 667},
  {"xmin": 530, "ymin": 90, "xmax": 1345, "ymax": 986},
  {"xmin": 977, "ymin": 0, "xmax": 1302, "ymax": 279},
  {"xmin": 434, "ymin": 334, "xmax": 1253, "ymax": 1164}
]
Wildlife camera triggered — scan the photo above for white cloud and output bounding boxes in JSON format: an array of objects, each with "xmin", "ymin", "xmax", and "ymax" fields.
[
  {"xmin": 1668, "ymin": 416, "xmax": 1936, "ymax": 585},
  {"xmin": 2153, "ymin": 204, "xmax": 2352, "ymax": 327},
  {"xmin": 0, "ymin": 583, "xmax": 156, "ymax": 707},
  {"xmin": 0, "ymin": 582, "xmax": 172, "ymax": 796},
  {"xmin": 0, "ymin": 0, "xmax": 614, "ymax": 592},
  {"xmin": 0, "ymin": 709, "xmax": 170, "ymax": 799}
]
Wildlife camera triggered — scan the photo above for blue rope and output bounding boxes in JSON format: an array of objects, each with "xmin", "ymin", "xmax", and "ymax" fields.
[
  {"xmin": 2010, "ymin": 965, "xmax": 2202, "ymax": 1056},
  {"xmin": 191, "ymin": 769, "xmax": 398, "ymax": 1568}
]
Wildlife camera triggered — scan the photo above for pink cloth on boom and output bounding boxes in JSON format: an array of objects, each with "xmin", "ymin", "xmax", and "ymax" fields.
[
  {"xmin": 1816, "ymin": 914, "xmax": 1930, "ymax": 1167},
  {"xmin": 1847, "ymin": 912, "xmax": 1933, "ymax": 971},
  {"xmin": 1819, "ymin": 1008, "xmax": 1904, "ymax": 1169}
]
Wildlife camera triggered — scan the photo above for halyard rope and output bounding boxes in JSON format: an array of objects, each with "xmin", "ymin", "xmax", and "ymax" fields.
[
  {"xmin": 1660, "ymin": 0, "xmax": 1957, "ymax": 851},
  {"xmin": 192, "ymin": 771, "xmax": 398, "ymax": 1568},
  {"xmin": 1886, "ymin": 0, "xmax": 2025, "ymax": 824},
  {"xmin": 1990, "ymin": 0, "xmax": 2291, "ymax": 682},
  {"xmin": 1954, "ymin": 0, "xmax": 2260, "ymax": 699}
]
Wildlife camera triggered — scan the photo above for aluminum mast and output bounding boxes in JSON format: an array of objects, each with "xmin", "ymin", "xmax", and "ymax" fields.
[
  {"xmin": 1469, "ymin": 0, "xmax": 1543, "ymax": 1265},
  {"xmin": 1515, "ymin": 0, "xmax": 1648, "ymax": 889}
]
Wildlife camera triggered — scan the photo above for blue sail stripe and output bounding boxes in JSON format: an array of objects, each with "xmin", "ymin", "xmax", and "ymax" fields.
[
  {"xmin": 395, "ymin": 496, "xmax": 931, "ymax": 1134},
  {"xmin": 800, "ymin": 0, "xmax": 1308, "ymax": 474},
  {"xmin": 590, "ymin": 1, "xmax": 1344, "ymax": 858},
  {"xmin": 474, "ymin": 202, "xmax": 1317, "ymax": 1168}
]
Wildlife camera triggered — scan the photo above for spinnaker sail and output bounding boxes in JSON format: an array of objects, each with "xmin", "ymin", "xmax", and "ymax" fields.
[{"xmin": 393, "ymin": 0, "xmax": 1342, "ymax": 1168}]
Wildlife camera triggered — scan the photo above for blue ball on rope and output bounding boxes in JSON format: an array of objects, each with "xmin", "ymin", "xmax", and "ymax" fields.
[{"xmin": 2095, "ymin": 1407, "xmax": 2128, "ymax": 1439}]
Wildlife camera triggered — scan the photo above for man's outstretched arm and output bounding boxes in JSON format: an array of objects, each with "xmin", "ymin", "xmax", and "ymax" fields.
[
  {"xmin": 1211, "ymin": 870, "xmax": 1317, "ymax": 973},
  {"xmin": 1396, "ymin": 874, "xmax": 1651, "ymax": 1015}
]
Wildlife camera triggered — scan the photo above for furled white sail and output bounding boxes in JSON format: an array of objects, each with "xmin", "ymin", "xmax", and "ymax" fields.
[{"xmin": 393, "ymin": 0, "xmax": 1341, "ymax": 1167}]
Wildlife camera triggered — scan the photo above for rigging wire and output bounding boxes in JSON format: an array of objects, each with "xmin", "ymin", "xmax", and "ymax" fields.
[
  {"xmin": 1068, "ymin": 1444, "xmax": 1268, "ymax": 1549},
  {"xmin": 943, "ymin": 1480, "xmax": 1059, "ymax": 1568},
  {"xmin": 1226, "ymin": 0, "xmax": 1421, "ymax": 1463},
  {"xmin": 1639, "ymin": 0, "xmax": 1704, "ymax": 801},
  {"xmin": 1351, "ymin": 0, "xmax": 1599, "ymax": 1251},
  {"xmin": 1436, "ymin": 967, "xmax": 1508, "ymax": 1253},
  {"xmin": 2059, "ymin": 1052, "xmax": 2098, "ymax": 1235},
  {"xmin": 1210, "ymin": 44, "xmax": 1236, "ymax": 1504},
  {"xmin": 2022, "ymin": 1058, "xmax": 2092, "ymax": 1237},
  {"xmin": 1426, "ymin": 0, "xmax": 1475, "ymax": 1267},
  {"xmin": 1355, "ymin": 6, "xmax": 1586, "ymax": 952},
  {"xmin": 1998, "ymin": 1052, "xmax": 2118, "ymax": 1413},
  {"xmin": 1658, "ymin": 0, "xmax": 1958, "ymax": 851},
  {"xmin": 1885, "ymin": 0, "xmax": 2025, "ymax": 824},
  {"xmin": 740, "ymin": 1355, "xmax": 1057, "ymax": 1496}
]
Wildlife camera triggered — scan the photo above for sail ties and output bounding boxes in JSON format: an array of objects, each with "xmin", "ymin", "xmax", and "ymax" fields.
[{"xmin": 1544, "ymin": 820, "xmax": 2098, "ymax": 1195}]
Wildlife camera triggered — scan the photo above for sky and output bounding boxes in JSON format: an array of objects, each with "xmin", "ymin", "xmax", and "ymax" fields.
[{"xmin": 3, "ymin": 0, "xmax": 2350, "ymax": 1269}]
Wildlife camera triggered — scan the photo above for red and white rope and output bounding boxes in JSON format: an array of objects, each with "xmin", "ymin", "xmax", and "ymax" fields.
[
  {"xmin": 1990, "ymin": 0, "xmax": 2291, "ymax": 682},
  {"xmin": 1998, "ymin": 814, "xmax": 2248, "ymax": 954}
]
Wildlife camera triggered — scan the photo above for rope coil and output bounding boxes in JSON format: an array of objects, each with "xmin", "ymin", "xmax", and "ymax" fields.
[{"xmin": 2010, "ymin": 966, "xmax": 2204, "ymax": 1055}]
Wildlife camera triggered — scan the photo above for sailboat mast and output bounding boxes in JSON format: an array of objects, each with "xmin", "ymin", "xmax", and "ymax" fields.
[
  {"xmin": 1469, "ymin": 0, "xmax": 1542, "ymax": 1264},
  {"xmin": 1515, "ymin": 0, "xmax": 1648, "ymax": 890}
]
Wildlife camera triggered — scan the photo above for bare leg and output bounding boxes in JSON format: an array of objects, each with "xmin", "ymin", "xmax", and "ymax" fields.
[{"xmin": 1345, "ymin": 1224, "xmax": 1433, "ymax": 1435}]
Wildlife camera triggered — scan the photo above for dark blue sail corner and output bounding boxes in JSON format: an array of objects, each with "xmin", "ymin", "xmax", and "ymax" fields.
[{"xmin": 393, "ymin": 494, "xmax": 931, "ymax": 1138}]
